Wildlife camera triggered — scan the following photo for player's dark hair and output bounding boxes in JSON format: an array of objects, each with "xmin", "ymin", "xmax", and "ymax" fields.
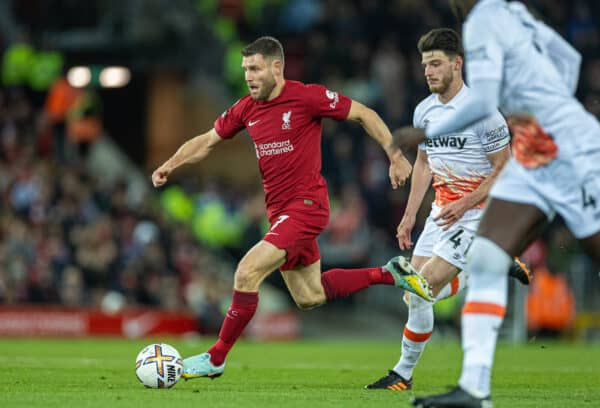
[
  {"xmin": 242, "ymin": 36, "xmax": 285, "ymax": 65},
  {"xmin": 417, "ymin": 28, "xmax": 464, "ymax": 58}
]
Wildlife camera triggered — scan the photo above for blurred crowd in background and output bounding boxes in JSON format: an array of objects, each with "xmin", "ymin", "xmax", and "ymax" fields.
[
  {"xmin": 0, "ymin": 0, "xmax": 599, "ymax": 335},
  {"xmin": 0, "ymin": 84, "xmax": 235, "ymax": 329}
]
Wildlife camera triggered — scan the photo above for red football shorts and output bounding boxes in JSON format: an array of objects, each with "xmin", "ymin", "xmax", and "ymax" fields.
[{"xmin": 263, "ymin": 199, "xmax": 329, "ymax": 271}]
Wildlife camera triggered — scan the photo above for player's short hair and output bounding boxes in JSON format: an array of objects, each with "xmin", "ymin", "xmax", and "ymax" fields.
[
  {"xmin": 242, "ymin": 36, "xmax": 285, "ymax": 65},
  {"xmin": 417, "ymin": 28, "xmax": 464, "ymax": 58}
]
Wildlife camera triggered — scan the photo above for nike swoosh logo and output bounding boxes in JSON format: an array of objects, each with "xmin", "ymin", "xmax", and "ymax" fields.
[
  {"xmin": 248, "ymin": 120, "xmax": 260, "ymax": 126},
  {"xmin": 265, "ymin": 232, "xmax": 279, "ymax": 236}
]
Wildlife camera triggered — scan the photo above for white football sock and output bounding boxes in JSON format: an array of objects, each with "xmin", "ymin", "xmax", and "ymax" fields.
[
  {"xmin": 436, "ymin": 271, "xmax": 467, "ymax": 300},
  {"xmin": 458, "ymin": 237, "xmax": 510, "ymax": 397},
  {"xmin": 393, "ymin": 294, "xmax": 434, "ymax": 380}
]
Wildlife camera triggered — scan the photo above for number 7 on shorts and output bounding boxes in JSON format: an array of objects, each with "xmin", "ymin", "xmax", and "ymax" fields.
[{"xmin": 271, "ymin": 215, "xmax": 289, "ymax": 231}]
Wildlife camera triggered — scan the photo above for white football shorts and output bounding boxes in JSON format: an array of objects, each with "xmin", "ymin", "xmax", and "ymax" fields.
[
  {"xmin": 489, "ymin": 155, "xmax": 600, "ymax": 239},
  {"xmin": 413, "ymin": 203, "xmax": 482, "ymax": 269}
]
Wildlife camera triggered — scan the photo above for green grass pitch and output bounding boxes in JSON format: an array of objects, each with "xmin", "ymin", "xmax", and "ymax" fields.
[{"xmin": 2, "ymin": 338, "xmax": 598, "ymax": 407}]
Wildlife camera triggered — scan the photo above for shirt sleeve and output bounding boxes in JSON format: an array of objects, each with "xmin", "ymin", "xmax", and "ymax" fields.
[
  {"xmin": 477, "ymin": 111, "xmax": 510, "ymax": 154},
  {"xmin": 213, "ymin": 98, "xmax": 246, "ymax": 139},
  {"xmin": 425, "ymin": 16, "xmax": 505, "ymax": 139},
  {"xmin": 304, "ymin": 84, "xmax": 352, "ymax": 120},
  {"xmin": 537, "ymin": 23, "xmax": 581, "ymax": 94},
  {"xmin": 463, "ymin": 15, "xmax": 504, "ymax": 83},
  {"xmin": 413, "ymin": 104, "xmax": 422, "ymax": 128},
  {"xmin": 413, "ymin": 104, "xmax": 427, "ymax": 150},
  {"xmin": 508, "ymin": 2, "xmax": 581, "ymax": 94},
  {"xmin": 425, "ymin": 79, "xmax": 501, "ymax": 138}
]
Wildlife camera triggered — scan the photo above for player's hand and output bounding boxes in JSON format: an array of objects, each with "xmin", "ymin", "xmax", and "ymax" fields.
[
  {"xmin": 389, "ymin": 150, "xmax": 412, "ymax": 189},
  {"xmin": 151, "ymin": 164, "xmax": 172, "ymax": 188},
  {"xmin": 433, "ymin": 198, "xmax": 472, "ymax": 230},
  {"xmin": 396, "ymin": 214, "xmax": 416, "ymax": 250},
  {"xmin": 392, "ymin": 126, "xmax": 426, "ymax": 152}
]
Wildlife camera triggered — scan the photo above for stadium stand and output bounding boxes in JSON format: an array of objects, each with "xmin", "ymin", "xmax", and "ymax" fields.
[{"xmin": 1, "ymin": 0, "xmax": 599, "ymax": 339}]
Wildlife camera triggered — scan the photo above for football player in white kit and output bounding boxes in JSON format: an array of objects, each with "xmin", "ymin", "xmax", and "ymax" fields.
[
  {"xmin": 365, "ymin": 28, "xmax": 531, "ymax": 392},
  {"xmin": 403, "ymin": 1, "xmax": 600, "ymax": 407}
]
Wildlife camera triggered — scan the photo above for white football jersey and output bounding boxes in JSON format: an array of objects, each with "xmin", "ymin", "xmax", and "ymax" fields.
[
  {"xmin": 506, "ymin": 1, "xmax": 580, "ymax": 94},
  {"xmin": 464, "ymin": 0, "xmax": 600, "ymax": 158},
  {"xmin": 414, "ymin": 85, "xmax": 510, "ymax": 208}
]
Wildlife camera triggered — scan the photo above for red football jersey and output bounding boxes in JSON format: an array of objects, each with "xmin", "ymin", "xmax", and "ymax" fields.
[{"xmin": 214, "ymin": 80, "xmax": 352, "ymax": 216}]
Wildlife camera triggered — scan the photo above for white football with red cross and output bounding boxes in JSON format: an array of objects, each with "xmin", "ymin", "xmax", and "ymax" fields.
[{"xmin": 135, "ymin": 343, "xmax": 183, "ymax": 388}]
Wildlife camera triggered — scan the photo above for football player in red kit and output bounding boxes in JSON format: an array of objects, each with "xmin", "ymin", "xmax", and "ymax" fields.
[{"xmin": 152, "ymin": 36, "xmax": 431, "ymax": 379}]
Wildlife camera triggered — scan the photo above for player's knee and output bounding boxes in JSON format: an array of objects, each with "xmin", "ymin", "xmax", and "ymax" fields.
[
  {"xmin": 233, "ymin": 271, "xmax": 254, "ymax": 291},
  {"xmin": 421, "ymin": 268, "xmax": 442, "ymax": 289},
  {"xmin": 420, "ymin": 265, "xmax": 447, "ymax": 295},
  {"xmin": 234, "ymin": 263, "xmax": 264, "ymax": 291}
]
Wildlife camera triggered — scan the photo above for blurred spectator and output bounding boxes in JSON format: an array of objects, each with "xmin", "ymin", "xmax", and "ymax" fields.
[
  {"xmin": 320, "ymin": 183, "xmax": 371, "ymax": 270},
  {"xmin": 0, "ymin": 87, "xmax": 234, "ymax": 329},
  {"xmin": 43, "ymin": 76, "xmax": 82, "ymax": 161}
]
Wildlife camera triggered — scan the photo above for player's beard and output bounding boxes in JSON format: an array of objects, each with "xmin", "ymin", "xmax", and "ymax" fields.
[
  {"xmin": 429, "ymin": 70, "xmax": 454, "ymax": 95},
  {"xmin": 255, "ymin": 73, "xmax": 277, "ymax": 101}
]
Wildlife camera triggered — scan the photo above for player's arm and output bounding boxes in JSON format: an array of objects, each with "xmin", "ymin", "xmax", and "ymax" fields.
[
  {"xmin": 151, "ymin": 128, "xmax": 223, "ymax": 187},
  {"xmin": 425, "ymin": 80, "xmax": 500, "ymax": 138},
  {"xmin": 509, "ymin": 1, "xmax": 581, "ymax": 94},
  {"xmin": 391, "ymin": 82, "xmax": 502, "ymax": 150},
  {"xmin": 434, "ymin": 146, "xmax": 510, "ymax": 230},
  {"xmin": 397, "ymin": 149, "xmax": 431, "ymax": 250},
  {"xmin": 461, "ymin": 146, "xmax": 510, "ymax": 208},
  {"xmin": 346, "ymin": 100, "xmax": 412, "ymax": 188},
  {"xmin": 538, "ymin": 26, "xmax": 581, "ymax": 94},
  {"xmin": 426, "ymin": 14, "xmax": 504, "ymax": 139}
]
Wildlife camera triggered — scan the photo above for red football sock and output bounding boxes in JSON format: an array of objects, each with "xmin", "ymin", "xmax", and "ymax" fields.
[
  {"xmin": 208, "ymin": 290, "xmax": 258, "ymax": 366},
  {"xmin": 321, "ymin": 267, "xmax": 394, "ymax": 301}
]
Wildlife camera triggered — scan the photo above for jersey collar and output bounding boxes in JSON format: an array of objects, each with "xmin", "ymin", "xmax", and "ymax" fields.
[{"xmin": 436, "ymin": 82, "xmax": 468, "ymax": 108}]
